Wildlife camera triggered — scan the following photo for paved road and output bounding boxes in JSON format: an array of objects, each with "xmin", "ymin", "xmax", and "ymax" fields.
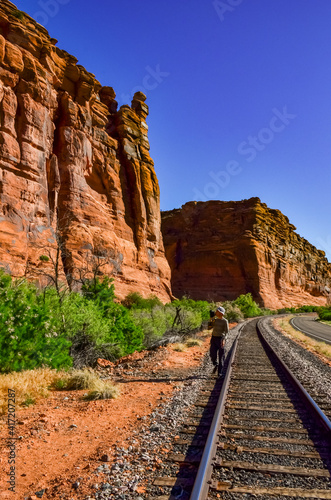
[{"xmin": 290, "ymin": 315, "xmax": 331, "ymax": 345}]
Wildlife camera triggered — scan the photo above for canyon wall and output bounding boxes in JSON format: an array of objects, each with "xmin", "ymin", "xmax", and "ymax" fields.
[
  {"xmin": 161, "ymin": 198, "xmax": 331, "ymax": 308},
  {"xmin": 0, "ymin": 0, "xmax": 171, "ymax": 301}
]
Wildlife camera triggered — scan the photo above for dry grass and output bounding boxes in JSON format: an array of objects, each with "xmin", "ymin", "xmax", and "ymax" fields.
[
  {"xmin": 185, "ymin": 338, "xmax": 202, "ymax": 347},
  {"xmin": 56, "ymin": 369, "xmax": 98, "ymax": 390},
  {"xmin": 199, "ymin": 330, "xmax": 211, "ymax": 338},
  {"xmin": 0, "ymin": 368, "xmax": 120, "ymax": 415},
  {"xmin": 83, "ymin": 378, "xmax": 120, "ymax": 400},
  {"xmin": 172, "ymin": 343, "xmax": 187, "ymax": 352},
  {"xmin": 274, "ymin": 317, "xmax": 331, "ymax": 362},
  {"xmin": 0, "ymin": 368, "xmax": 65, "ymax": 415},
  {"xmin": 56, "ymin": 369, "xmax": 120, "ymax": 400}
]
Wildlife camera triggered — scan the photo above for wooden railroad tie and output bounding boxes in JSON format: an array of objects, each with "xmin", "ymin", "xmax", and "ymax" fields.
[
  {"xmin": 223, "ymin": 415, "xmax": 302, "ymax": 423},
  {"xmin": 223, "ymin": 432, "xmax": 317, "ymax": 446},
  {"xmin": 223, "ymin": 423, "xmax": 312, "ymax": 434},
  {"xmin": 153, "ymin": 477, "xmax": 194, "ymax": 487},
  {"xmin": 214, "ymin": 458, "xmax": 330, "ymax": 478},
  {"xmin": 227, "ymin": 404, "xmax": 297, "ymax": 412},
  {"xmin": 210, "ymin": 482, "xmax": 331, "ymax": 499},
  {"xmin": 218, "ymin": 442, "xmax": 324, "ymax": 459}
]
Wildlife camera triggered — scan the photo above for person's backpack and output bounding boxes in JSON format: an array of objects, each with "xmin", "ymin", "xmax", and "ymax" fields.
[{"xmin": 208, "ymin": 310, "xmax": 216, "ymax": 330}]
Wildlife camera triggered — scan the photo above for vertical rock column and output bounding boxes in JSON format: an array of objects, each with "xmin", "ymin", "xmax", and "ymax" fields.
[{"xmin": 112, "ymin": 92, "xmax": 171, "ymax": 295}]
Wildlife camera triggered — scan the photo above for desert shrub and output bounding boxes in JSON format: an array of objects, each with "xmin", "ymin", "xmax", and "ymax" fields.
[
  {"xmin": 56, "ymin": 369, "xmax": 98, "ymax": 390},
  {"xmin": 12, "ymin": 9, "xmax": 24, "ymax": 20},
  {"xmin": 130, "ymin": 306, "xmax": 168, "ymax": 347},
  {"xmin": 261, "ymin": 308, "xmax": 277, "ymax": 316},
  {"xmin": 171, "ymin": 297, "xmax": 211, "ymax": 322},
  {"xmin": 233, "ymin": 293, "xmax": 262, "ymax": 317},
  {"xmin": 62, "ymin": 293, "xmax": 111, "ymax": 344},
  {"xmin": 318, "ymin": 307, "xmax": 331, "ymax": 321},
  {"xmin": 185, "ymin": 338, "xmax": 202, "ymax": 347},
  {"xmin": 80, "ymin": 277, "xmax": 144, "ymax": 357},
  {"xmin": 172, "ymin": 343, "xmax": 186, "ymax": 352},
  {"xmin": 0, "ymin": 272, "xmax": 72, "ymax": 373},
  {"xmin": 127, "ymin": 296, "xmax": 211, "ymax": 348},
  {"xmin": 84, "ymin": 379, "xmax": 119, "ymax": 400},
  {"xmin": 222, "ymin": 301, "xmax": 244, "ymax": 322},
  {"xmin": 69, "ymin": 330, "xmax": 122, "ymax": 368},
  {"xmin": 122, "ymin": 292, "xmax": 163, "ymax": 310},
  {"xmin": 172, "ymin": 307, "xmax": 203, "ymax": 331},
  {"xmin": 277, "ymin": 307, "xmax": 297, "ymax": 314},
  {"xmin": 50, "ymin": 369, "xmax": 120, "ymax": 400},
  {"xmin": 295, "ymin": 305, "xmax": 319, "ymax": 313}
]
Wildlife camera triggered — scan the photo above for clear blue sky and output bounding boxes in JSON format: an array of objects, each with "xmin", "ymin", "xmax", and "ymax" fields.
[{"xmin": 14, "ymin": 0, "xmax": 331, "ymax": 260}]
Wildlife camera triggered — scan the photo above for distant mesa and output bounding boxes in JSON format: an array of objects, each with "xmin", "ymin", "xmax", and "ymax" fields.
[{"xmin": 161, "ymin": 198, "xmax": 331, "ymax": 308}]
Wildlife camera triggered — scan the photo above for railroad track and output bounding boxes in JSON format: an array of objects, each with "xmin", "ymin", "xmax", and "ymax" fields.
[{"xmin": 149, "ymin": 318, "xmax": 331, "ymax": 500}]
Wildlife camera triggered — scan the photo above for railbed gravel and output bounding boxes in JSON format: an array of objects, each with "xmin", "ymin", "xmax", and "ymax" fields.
[
  {"xmin": 259, "ymin": 315, "xmax": 331, "ymax": 401},
  {"xmin": 218, "ymin": 449, "xmax": 328, "ymax": 469},
  {"xmin": 84, "ymin": 323, "xmax": 242, "ymax": 500},
  {"xmin": 223, "ymin": 437, "xmax": 324, "ymax": 453},
  {"xmin": 214, "ymin": 316, "xmax": 331, "ymax": 500},
  {"xmin": 83, "ymin": 318, "xmax": 331, "ymax": 500},
  {"xmin": 211, "ymin": 468, "xmax": 330, "ymax": 490}
]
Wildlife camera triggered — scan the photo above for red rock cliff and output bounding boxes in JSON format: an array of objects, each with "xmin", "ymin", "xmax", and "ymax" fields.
[
  {"xmin": 0, "ymin": 1, "xmax": 171, "ymax": 301},
  {"xmin": 161, "ymin": 198, "xmax": 331, "ymax": 308}
]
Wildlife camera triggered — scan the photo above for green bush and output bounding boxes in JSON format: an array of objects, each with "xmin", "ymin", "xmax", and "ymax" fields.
[
  {"xmin": 130, "ymin": 306, "xmax": 168, "ymax": 347},
  {"xmin": 81, "ymin": 277, "xmax": 144, "ymax": 356},
  {"xmin": 222, "ymin": 301, "xmax": 244, "ymax": 322},
  {"xmin": 126, "ymin": 294, "xmax": 212, "ymax": 348},
  {"xmin": 12, "ymin": 9, "xmax": 24, "ymax": 20},
  {"xmin": 171, "ymin": 297, "xmax": 211, "ymax": 322},
  {"xmin": 233, "ymin": 293, "xmax": 262, "ymax": 317},
  {"xmin": 261, "ymin": 308, "xmax": 277, "ymax": 316},
  {"xmin": 277, "ymin": 307, "xmax": 297, "ymax": 314},
  {"xmin": 0, "ymin": 271, "xmax": 72, "ymax": 373},
  {"xmin": 318, "ymin": 307, "xmax": 331, "ymax": 321},
  {"xmin": 122, "ymin": 292, "xmax": 163, "ymax": 310},
  {"xmin": 0, "ymin": 272, "xmax": 145, "ymax": 372},
  {"xmin": 295, "ymin": 305, "xmax": 319, "ymax": 313}
]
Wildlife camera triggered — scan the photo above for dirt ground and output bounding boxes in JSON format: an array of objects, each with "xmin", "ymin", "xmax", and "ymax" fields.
[{"xmin": 0, "ymin": 331, "xmax": 215, "ymax": 500}]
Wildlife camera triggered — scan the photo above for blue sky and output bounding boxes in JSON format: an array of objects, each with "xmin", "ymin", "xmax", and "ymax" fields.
[{"xmin": 14, "ymin": 0, "xmax": 331, "ymax": 260}]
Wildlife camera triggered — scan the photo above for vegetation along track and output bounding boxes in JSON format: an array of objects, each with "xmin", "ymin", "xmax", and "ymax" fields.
[{"xmin": 149, "ymin": 319, "xmax": 331, "ymax": 500}]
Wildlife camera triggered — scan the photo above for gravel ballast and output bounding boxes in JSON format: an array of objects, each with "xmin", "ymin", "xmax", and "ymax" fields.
[
  {"xmin": 84, "ymin": 318, "xmax": 331, "ymax": 500},
  {"xmin": 259, "ymin": 316, "xmax": 331, "ymax": 402}
]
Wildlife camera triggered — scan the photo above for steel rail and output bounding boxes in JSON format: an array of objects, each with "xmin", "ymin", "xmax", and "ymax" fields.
[
  {"xmin": 189, "ymin": 334, "xmax": 240, "ymax": 500},
  {"xmin": 257, "ymin": 319, "xmax": 331, "ymax": 437}
]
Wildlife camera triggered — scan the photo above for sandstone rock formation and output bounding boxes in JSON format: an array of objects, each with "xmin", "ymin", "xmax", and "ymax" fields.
[
  {"xmin": 0, "ymin": 1, "xmax": 171, "ymax": 301},
  {"xmin": 161, "ymin": 198, "xmax": 331, "ymax": 308}
]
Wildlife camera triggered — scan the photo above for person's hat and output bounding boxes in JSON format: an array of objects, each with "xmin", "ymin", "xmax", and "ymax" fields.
[{"xmin": 217, "ymin": 306, "xmax": 225, "ymax": 314}]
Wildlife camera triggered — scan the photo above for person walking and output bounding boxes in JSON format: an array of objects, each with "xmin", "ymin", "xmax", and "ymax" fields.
[{"xmin": 209, "ymin": 306, "xmax": 228, "ymax": 376}]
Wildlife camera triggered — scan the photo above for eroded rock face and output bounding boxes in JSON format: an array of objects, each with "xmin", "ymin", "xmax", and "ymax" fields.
[
  {"xmin": 0, "ymin": 1, "xmax": 171, "ymax": 301},
  {"xmin": 161, "ymin": 198, "xmax": 331, "ymax": 308}
]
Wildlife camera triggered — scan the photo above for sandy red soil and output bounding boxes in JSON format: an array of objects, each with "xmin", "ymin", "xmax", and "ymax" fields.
[{"xmin": 0, "ymin": 332, "xmax": 214, "ymax": 499}]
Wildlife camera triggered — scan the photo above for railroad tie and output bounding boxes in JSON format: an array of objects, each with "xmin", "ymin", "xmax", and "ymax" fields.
[
  {"xmin": 213, "ymin": 457, "xmax": 330, "ymax": 478},
  {"xmin": 210, "ymin": 483, "xmax": 331, "ymax": 499}
]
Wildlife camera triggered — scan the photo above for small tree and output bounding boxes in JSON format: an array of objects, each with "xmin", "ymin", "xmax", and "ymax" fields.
[
  {"xmin": 24, "ymin": 231, "xmax": 70, "ymax": 304},
  {"xmin": 0, "ymin": 271, "xmax": 72, "ymax": 372},
  {"xmin": 81, "ymin": 277, "xmax": 144, "ymax": 356}
]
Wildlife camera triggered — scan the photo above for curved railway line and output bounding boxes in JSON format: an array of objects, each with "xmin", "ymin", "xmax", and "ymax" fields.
[{"xmin": 149, "ymin": 318, "xmax": 331, "ymax": 500}]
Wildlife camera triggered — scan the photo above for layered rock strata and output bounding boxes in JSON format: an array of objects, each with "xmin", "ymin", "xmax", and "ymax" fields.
[
  {"xmin": 161, "ymin": 198, "xmax": 331, "ymax": 308},
  {"xmin": 0, "ymin": 1, "xmax": 171, "ymax": 300}
]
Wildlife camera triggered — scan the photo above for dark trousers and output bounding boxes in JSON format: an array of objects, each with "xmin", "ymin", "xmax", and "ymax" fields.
[{"xmin": 210, "ymin": 336, "xmax": 224, "ymax": 372}]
